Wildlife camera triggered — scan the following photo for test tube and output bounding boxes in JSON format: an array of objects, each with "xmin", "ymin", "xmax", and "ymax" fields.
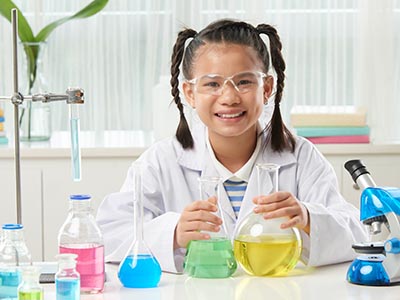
[{"xmin": 69, "ymin": 104, "xmax": 81, "ymax": 181}]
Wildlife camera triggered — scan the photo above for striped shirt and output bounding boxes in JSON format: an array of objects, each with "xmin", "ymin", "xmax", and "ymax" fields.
[{"xmin": 223, "ymin": 177, "xmax": 248, "ymax": 218}]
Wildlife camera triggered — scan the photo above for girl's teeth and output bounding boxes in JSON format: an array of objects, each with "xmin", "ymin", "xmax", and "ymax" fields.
[{"xmin": 218, "ymin": 112, "xmax": 243, "ymax": 118}]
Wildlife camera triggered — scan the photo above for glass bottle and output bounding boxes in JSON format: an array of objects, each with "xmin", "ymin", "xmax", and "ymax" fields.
[
  {"xmin": 0, "ymin": 224, "xmax": 32, "ymax": 300},
  {"xmin": 184, "ymin": 176, "xmax": 237, "ymax": 278},
  {"xmin": 233, "ymin": 163, "xmax": 302, "ymax": 276},
  {"xmin": 55, "ymin": 254, "xmax": 80, "ymax": 300},
  {"xmin": 58, "ymin": 194, "xmax": 105, "ymax": 294},
  {"xmin": 17, "ymin": 266, "xmax": 43, "ymax": 300},
  {"xmin": 19, "ymin": 41, "xmax": 51, "ymax": 142},
  {"xmin": 118, "ymin": 162, "xmax": 162, "ymax": 288}
]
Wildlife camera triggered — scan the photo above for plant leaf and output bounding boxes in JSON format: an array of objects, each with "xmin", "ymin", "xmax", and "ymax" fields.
[
  {"xmin": 0, "ymin": 0, "xmax": 34, "ymax": 42},
  {"xmin": 35, "ymin": 0, "xmax": 109, "ymax": 42}
]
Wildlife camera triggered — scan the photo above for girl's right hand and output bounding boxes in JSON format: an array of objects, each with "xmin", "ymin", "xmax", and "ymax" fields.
[{"xmin": 174, "ymin": 197, "xmax": 222, "ymax": 249}]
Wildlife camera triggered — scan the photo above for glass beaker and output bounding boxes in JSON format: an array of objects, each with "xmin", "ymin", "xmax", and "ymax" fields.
[
  {"xmin": 118, "ymin": 162, "xmax": 162, "ymax": 288},
  {"xmin": 184, "ymin": 176, "xmax": 237, "ymax": 278},
  {"xmin": 233, "ymin": 163, "xmax": 302, "ymax": 276}
]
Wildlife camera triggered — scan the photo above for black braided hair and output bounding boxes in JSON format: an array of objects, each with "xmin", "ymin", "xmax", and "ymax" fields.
[
  {"xmin": 170, "ymin": 19, "xmax": 295, "ymax": 152},
  {"xmin": 256, "ymin": 24, "xmax": 295, "ymax": 152}
]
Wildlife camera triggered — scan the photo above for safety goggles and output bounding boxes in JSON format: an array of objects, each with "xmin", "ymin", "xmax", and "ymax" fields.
[{"xmin": 186, "ymin": 71, "xmax": 267, "ymax": 96}]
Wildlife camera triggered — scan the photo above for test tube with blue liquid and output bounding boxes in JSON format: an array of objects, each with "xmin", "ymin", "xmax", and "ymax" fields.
[
  {"xmin": 69, "ymin": 104, "xmax": 81, "ymax": 181},
  {"xmin": 118, "ymin": 162, "xmax": 162, "ymax": 288}
]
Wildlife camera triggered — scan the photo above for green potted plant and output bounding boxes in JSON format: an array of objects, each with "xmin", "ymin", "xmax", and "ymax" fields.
[{"xmin": 0, "ymin": 0, "xmax": 109, "ymax": 141}]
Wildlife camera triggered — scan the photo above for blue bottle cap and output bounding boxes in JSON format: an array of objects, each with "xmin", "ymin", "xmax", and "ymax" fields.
[
  {"xmin": 70, "ymin": 194, "xmax": 91, "ymax": 200},
  {"xmin": 2, "ymin": 224, "xmax": 23, "ymax": 230}
]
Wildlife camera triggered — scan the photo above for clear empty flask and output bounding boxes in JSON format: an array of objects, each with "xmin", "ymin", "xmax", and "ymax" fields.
[
  {"xmin": 234, "ymin": 163, "xmax": 302, "ymax": 276},
  {"xmin": 184, "ymin": 176, "xmax": 237, "ymax": 278},
  {"xmin": 118, "ymin": 162, "xmax": 162, "ymax": 288}
]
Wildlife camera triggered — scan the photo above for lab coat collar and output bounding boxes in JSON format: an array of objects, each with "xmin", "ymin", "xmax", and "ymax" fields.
[{"xmin": 176, "ymin": 123, "xmax": 297, "ymax": 172}]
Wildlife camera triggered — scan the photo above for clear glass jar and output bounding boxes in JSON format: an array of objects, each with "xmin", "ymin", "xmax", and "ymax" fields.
[
  {"xmin": 18, "ymin": 266, "xmax": 43, "ymax": 300},
  {"xmin": 19, "ymin": 41, "xmax": 51, "ymax": 142},
  {"xmin": 58, "ymin": 195, "xmax": 104, "ymax": 294},
  {"xmin": 0, "ymin": 224, "xmax": 32, "ymax": 299},
  {"xmin": 55, "ymin": 254, "xmax": 80, "ymax": 300}
]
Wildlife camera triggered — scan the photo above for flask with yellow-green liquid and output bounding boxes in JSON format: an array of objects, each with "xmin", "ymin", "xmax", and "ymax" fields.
[{"xmin": 234, "ymin": 163, "xmax": 302, "ymax": 276}]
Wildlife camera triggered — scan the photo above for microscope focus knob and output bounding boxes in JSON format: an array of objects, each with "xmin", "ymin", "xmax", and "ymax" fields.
[{"xmin": 384, "ymin": 238, "xmax": 400, "ymax": 254}]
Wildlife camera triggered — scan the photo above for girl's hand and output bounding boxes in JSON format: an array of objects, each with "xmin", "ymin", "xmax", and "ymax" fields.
[
  {"xmin": 174, "ymin": 197, "xmax": 222, "ymax": 249},
  {"xmin": 252, "ymin": 192, "xmax": 310, "ymax": 234}
]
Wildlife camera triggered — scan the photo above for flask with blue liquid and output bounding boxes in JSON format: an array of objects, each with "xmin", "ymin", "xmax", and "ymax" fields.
[
  {"xmin": 55, "ymin": 253, "xmax": 80, "ymax": 300},
  {"xmin": 0, "ymin": 224, "xmax": 32, "ymax": 300},
  {"xmin": 118, "ymin": 162, "xmax": 162, "ymax": 288}
]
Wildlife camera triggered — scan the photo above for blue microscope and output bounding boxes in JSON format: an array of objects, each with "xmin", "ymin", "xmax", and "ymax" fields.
[{"xmin": 345, "ymin": 159, "xmax": 400, "ymax": 286}]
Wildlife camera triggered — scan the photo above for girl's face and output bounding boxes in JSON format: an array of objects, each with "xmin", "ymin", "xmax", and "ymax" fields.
[{"xmin": 183, "ymin": 43, "xmax": 273, "ymax": 143}]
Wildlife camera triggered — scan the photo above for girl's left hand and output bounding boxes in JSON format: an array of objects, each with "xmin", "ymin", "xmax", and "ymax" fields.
[{"xmin": 252, "ymin": 191, "xmax": 310, "ymax": 234}]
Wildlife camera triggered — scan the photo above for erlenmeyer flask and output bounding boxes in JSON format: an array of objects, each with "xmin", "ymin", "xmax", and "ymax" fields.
[
  {"xmin": 118, "ymin": 162, "xmax": 162, "ymax": 288},
  {"xmin": 233, "ymin": 163, "xmax": 302, "ymax": 276},
  {"xmin": 184, "ymin": 176, "xmax": 237, "ymax": 278}
]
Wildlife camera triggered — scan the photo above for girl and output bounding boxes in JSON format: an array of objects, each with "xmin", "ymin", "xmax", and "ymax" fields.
[{"xmin": 96, "ymin": 19, "xmax": 368, "ymax": 273}]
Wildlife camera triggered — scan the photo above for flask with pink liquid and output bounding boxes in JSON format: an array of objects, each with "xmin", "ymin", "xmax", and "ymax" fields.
[{"xmin": 58, "ymin": 194, "xmax": 105, "ymax": 294}]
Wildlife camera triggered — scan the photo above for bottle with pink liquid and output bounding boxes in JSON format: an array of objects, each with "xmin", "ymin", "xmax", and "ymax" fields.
[{"xmin": 58, "ymin": 194, "xmax": 105, "ymax": 294}]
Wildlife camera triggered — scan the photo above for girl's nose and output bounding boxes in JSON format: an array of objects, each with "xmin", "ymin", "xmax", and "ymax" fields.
[{"xmin": 218, "ymin": 83, "xmax": 241, "ymax": 105}]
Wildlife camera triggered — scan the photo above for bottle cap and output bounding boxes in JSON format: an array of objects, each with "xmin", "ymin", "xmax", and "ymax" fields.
[
  {"xmin": 69, "ymin": 194, "xmax": 91, "ymax": 200},
  {"xmin": 21, "ymin": 266, "xmax": 40, "ymax": 278},
  {"xmin": 2, "ymin": 224, "xmax": 23, "ymax": 230},
  {"xmin": 55, "ymin": 253, "xmax": 78, "ymax": 269}
]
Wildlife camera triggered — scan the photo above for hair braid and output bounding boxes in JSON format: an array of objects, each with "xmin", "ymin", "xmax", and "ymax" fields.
[
  {"xmin": 256, "ymin": 24, "xmax": 295, "ymax": 152},
  {"xmin": 170, "ymin": 28, "xmax": 197, "ymax": 149}
]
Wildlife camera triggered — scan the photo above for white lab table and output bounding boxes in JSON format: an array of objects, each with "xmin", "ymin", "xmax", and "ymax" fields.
[{"xmin": 40, "ymin": 262, "xmax": 400, "ymax": 300}]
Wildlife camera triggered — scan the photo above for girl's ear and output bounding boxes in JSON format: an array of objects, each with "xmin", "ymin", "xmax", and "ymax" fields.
[
  {"xmin": 264, "ymin": 75, "xmax": 274, "ymax": 99},
  {"xmin": 182, "ymin": 81, "xmax": 196, "ymax": 108}
]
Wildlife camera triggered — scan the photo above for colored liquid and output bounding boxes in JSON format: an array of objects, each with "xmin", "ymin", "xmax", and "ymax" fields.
[
  {"xmin": 184, "ymin": 238, "xmax": 237, "ymax": 278},
  {"xmin": 18, "ymin": 291, "xmax": 43, "ymax": 300},
  {"xmin": 234, "ymin": 234, "xmax": 301, "ymax": 276},
  {"xmin": 118, "ymin": 254, "xmax": 161, "ymax": 288},
  {"xmin": 59, "ymin": 245, "xmax": 104, "ymax": 293},
  {"xmin": 0, "ymin": 270, "xmax": 20, "ymax": 299},
  {"xmin": 70, "ymin": 118, "xmax": 81, "ymax": 182},
  {"xmin": 56, "ymin": 278, "xmax": 79, "ymax": 300}
]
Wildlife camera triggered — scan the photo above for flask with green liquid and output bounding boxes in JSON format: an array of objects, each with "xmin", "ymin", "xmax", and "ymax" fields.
[
  {"xmin": 233, "ymin": 163, "xmax": 302, "ymax": 277},
  {"xmin": 184, "ymin": 176, "xmax": 237, "ymax": 278}
]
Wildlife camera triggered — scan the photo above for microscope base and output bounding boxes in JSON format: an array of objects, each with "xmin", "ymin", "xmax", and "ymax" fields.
[{"xmin": 347, "ymin": 255, "xmax": 390, "ymax": 286}]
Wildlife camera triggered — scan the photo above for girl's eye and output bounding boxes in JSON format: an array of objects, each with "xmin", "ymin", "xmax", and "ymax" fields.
[
  {"xmin": 236, "ymin": 79, "xmax": 254, "ymax": 86},
  {"xmin": 203, "ymin": 81, "xmax": 220, "ymax": 88}
]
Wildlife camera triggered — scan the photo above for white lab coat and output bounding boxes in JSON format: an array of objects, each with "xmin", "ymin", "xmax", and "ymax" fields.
[{"xmin": 96, "ymin": 123, "xmax": 368, "ymax": 273}]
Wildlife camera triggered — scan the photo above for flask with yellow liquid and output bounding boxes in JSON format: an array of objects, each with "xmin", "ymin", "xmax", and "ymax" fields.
[{"xmin": 233, "ymin": 163, "xmax": 302, "ymax": 276}]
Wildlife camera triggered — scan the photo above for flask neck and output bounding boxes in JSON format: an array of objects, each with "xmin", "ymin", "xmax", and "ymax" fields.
[
  {"xmin": 133, "ymin": 198, "xmax": 144, "ymax": 242},
  {"xmin": 3, "ymin": 228, "xmax": 25, "ymax": 242},
  {"xmin": 69, "ymin": 199, "xmax": 91, "ymax": 214}
]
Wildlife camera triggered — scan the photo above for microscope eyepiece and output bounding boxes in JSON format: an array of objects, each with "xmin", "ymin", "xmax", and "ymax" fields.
[
  {"xmin": 345, "ymin": 159, "xmax": 369, "ymax": 183},
  {"xmin": 344, "ymin": 159, "xmax": 376, "ymax": 190}
]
